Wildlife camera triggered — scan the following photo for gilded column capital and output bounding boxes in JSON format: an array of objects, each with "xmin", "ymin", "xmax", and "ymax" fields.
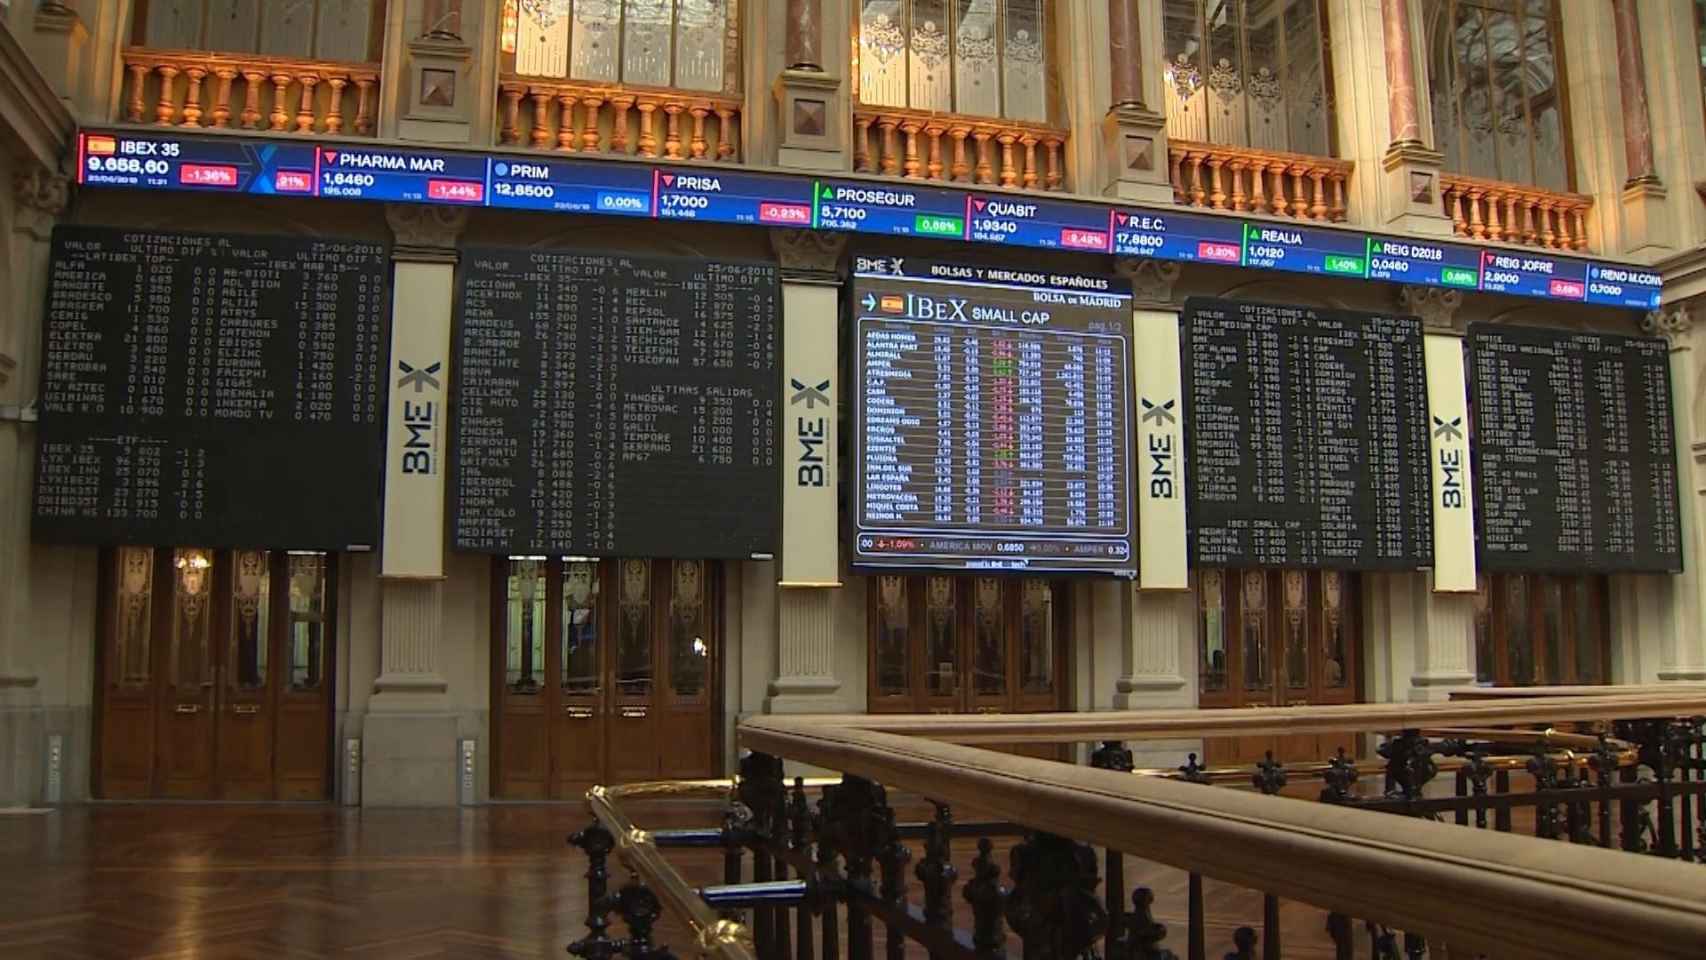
[
  {"xmin": 1642, "ymin": 303, "xmax": 1693, "ymax": 346},
  {"xmin": 1113, "ymin": 258, "xmax": 1182, "ymax": 308},
  {"xmin": 12, "ymin": 164, "xmax": 69, "ymax": 238},
  {"xmin": 384, "ymin": 203, "xmax": 468, "ymax": 259},
  {"xmin": 769, "ymin": 228, "xmax": 845, "ymax": 281},
  {"xmin": 1398, "ymin": 284, "xmax": 1465, "ymax": 335}
]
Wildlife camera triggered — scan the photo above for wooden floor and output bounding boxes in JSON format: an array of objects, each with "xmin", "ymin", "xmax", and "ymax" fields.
[{"xmin": 0, "ymin": 803, "xmax": 1352, "ymax": 959}]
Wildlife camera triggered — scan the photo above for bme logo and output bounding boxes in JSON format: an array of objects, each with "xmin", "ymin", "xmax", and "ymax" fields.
[
  {"xmin": 397, "ymin": 360, "xmax": 441, "ymax": 475},
  {"xmin": 791, "ymin": 378, "xmax": 830, "ymax": 487},
  {"xmin": 1141, "ymin": 398, "xmax": 1178, "ymax": 499},
  {"xmin": 1433, "ymin": 416, "xmax": 1464, "ymax": 508}
]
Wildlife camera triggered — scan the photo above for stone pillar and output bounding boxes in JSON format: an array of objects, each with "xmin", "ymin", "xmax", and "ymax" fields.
[
  {"xmin": 1610, "ymin": 0, "xmax": 1669, "ymax": 257},
  {"xmin": 766, "ymin": 230, "xmax": 849, "ymax": 715},
  {"xmin": 420, "ymin": 0, "xmax": 461, "ymax": 40},
  {"xmin": 1100, "ymin": 0, "xmax": 1171, "ymax": 204},
  {"xmin": 22, "ymin": 2, "xmax": 88, "ymax": 110},
  {"xmin": 400, "ymin": 0, "xmax": 474, "ymax": 143},
  {"xmin": 1641, "ymin": 304, "xmax": 1706, "ymax": 682},
  {"xmin": 1395, "ymin": 286, "xmax": 1477, "ymax": 699},
  {"xmin": 786, "ymin": 0, "xmax": 823, "ymax": 71},
  {"xmin": 0, "ymin": 166, "xmax": 66, "ymax": 690},
  {"xmin": 361, "ymin": 204, "xmax": 466, "ymax": 806},
  {"xmin": 775, "ymin": 0, "xmax": 845, "ymax": 170},
  {"xmin": 1333, "ymin": 0, "xmax": 1449, "ymax": 235}
]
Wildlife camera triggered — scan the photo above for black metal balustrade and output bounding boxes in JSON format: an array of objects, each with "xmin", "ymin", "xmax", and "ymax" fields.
[{"xmin": 566, "ymin": 706, "xmax": 1706, "ymax": 960}]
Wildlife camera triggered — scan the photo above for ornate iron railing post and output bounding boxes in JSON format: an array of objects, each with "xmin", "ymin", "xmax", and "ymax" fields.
[
  {"xmin": 1005, "ymin": 831, "xmax": 1107, "ymax": 960},
  {"xmin": 1378, "ymin": 730, "xmax": 1439, "ymax": 810},
  {"xmin": 964, "ymin": 837, "xmax": 1008, "ymax": 959},
  {"xmin": 738, "ymin": 752, "xmax": 786, "ymax": 954},
  {"xmin": 1178, "ymin": 754, "xmax": 1209, "ymax": 960},
  {"xmin": 614, "ymin": 876, "xmax": 677, "ymax": 960},
  {"xmin": 820, "ymin": 775, "xmax": 891, "ymax": 960},
  {"xmin": 1223, "ymin": 926, "xmax": 1257, "ymax": 960},
  {"xmin": 569, "ymin": 820, "xmax": 619, "ymax": 960},
  {"xmin": 916, "ymin": 802, "xmax": 958, "ymax": 959},
  {"xmin": 1108, "ymin": 887, "xmax": 1177, "ymax": 960},
  {"xmin": 1249, "ymin": 753, "xmax": 1285, "ymax": 960},
  {"xmin": 788, "ymin": 776, "xmax": 815, "ymax": 960},
  {"xmin": 877, "ymin": 806, "xmax": 911, "ymax": 960}
]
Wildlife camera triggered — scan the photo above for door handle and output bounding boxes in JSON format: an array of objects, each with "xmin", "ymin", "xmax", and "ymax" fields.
[
  {"xmin": 175, "ymin": 703, "xmax": 200, "ymax": 714},
  {"xmin": 565, "ymin": 706, "xmax": 595, "ymax": 719},
  {"xmin": 619, "ymin": 706, "xmax": 648, "ymax": 719},
  {"xmin": 974, "ymin": 706, "xmax": 1003, "ymax": 714},
  {"xmin": 233, "ymin": 704, "xmax": 260, "ymax": 716}
]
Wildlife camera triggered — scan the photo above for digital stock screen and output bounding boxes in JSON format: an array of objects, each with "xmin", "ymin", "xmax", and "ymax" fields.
[
  {"xmin": 851, "ymin": 258, "xmax": 1136, "ymax": 576},
  {"xmin": 1184, "ymin": 298, "xmax": 1434, "ymax": 570},
  {"xmin": 78, "ymin": 129, "xmax": 1664, "ymax": 311},
  {"xmin": 1469, "ymin": 324, "xmax": 1683, "ymax": 573}
]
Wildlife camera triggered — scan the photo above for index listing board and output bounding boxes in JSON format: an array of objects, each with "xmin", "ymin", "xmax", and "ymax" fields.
[
  {"xmin": 1469, "ymin": 324, "xmax": 1682, "ymax": 573},
  {"xmin": 1184, "ymin": 298, "xmax": 1433, "ymax": 570},
  {"xmin": 451, "ymin": 249, "xmax": 780, "ymax": 558},
  {"xmin": 33, "ymin": 226, "xmax": 390, "ymax": 548},
  {"xmin": 851, "ymin": 258, "xmax": 1136, "ymax": 576}
]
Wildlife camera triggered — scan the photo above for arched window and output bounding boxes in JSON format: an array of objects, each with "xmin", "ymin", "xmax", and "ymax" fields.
[
  {"xmin": 501, "ymin": 0, "xmax": 739, "ymax": 94},
  {"xmin": 1161, "ymin": 0, "xmax": 1336, "ymax": 156},
  {"xmin": 855, "ymin": 0, "xmax": 1052, "ymax": 124},
  {"xmin": 1426, "ymin": 0, "xmax": 1571, "ymax": 192},
  {"xmin": 132, "ymin": 0, "xmax": 386, "ymax": 63}
]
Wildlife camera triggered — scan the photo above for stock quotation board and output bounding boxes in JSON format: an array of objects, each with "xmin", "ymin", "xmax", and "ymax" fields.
[
  {"xmin": 77, "ymin": 130, "xmax": 1664, "ymax": 310},
  {"xmin": 1184, "ymin": 298, "xmax": 1433, "ymax": 570},
  {"xmin": 1469, "ymin": 325, "xmax": 1682, "ymax": 573},
  {"xmin": 33, "ymin": 226, "xmax": 390, "ymax": 548},
  {"xmin": 851, "ymin": 259, "xmax": 1136, "ymax": 576},
  {"xmin": 452, "ymin": 249, "xmax": 779, "ymax": 558}
]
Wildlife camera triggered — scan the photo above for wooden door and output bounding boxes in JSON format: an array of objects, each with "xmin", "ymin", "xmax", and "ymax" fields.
[
  {"xmin": 214, "ymin": 549, "xmax": 276, "ymax": 799},
  {"xmin": 156, "ymin": 547, "xmax": 219, "ymax": 798},
  {"xmin": 553, "ymin": 560, "xmax": 606, "ymax": 800},
  {"xmin": 491, "ymin": 557, "xmax": 724, "ymax": 799},
  {"xmin": 1199, "ymin": 569, "xmax": 1360, "ymax": 767},
  {"xmin": 96, "ymin": 547, "xmax": 160, "ymax": 799},
  {"xmin": 607, "ymin": 559, "xmax": 661, "ymax": 784},
  {"xmin": 275, "ymin": 553, "xmax": 336, "ymax": 800},
  {"xmin": 1475, "ymin": 574, "xmax": 1609, "ymax": 686},
  {"xmin": 96, "ymin": 547, "xmax": 335, "ymax": 800},
  {"xmin": 868, "ymin": 573, "xmax": 1072, "ymax": 761},
  {"xmin": 494, "ymin": 559, "xmax": 552, "ymax": 799}
]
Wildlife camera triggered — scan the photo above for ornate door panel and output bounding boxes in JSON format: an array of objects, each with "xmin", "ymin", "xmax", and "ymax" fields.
[
  {"xmin": 275, "ymin": 553, "xmax": 335, "ymax": 800},
  {"xmin": 867, "ymin": 575, "xmax": 1071, "ymax": 761},
  {"xmin": 553, "ymin": 560, "xmax": 606, "ymax": 799},
  {"xmin": 156, "ymin": 548, "xmax": 219, "ymax": 799},
  {"xmin": 495, "ymin": 559, "xmax": 552, "ymax": 799},
  {"xmin": 1198, "ymin": 569, "xmax": 1361, "ymax": 767},
  {"xmin": 492, "ymin": 557, "xmax": 724, "ymax": 799},
  {"xmin": 606, "ymin": 559, "xmax": 662, "ymax": 784},
  {"xmin": 215, "ymin": 549, "xmax": 276, "ymax": 800},
  {"xmin": 97, "ymin": 548, "xmax": 336, "ymax": 800},
  {"xmin": 97, "ymin": 547, "xmax": 160, "ymax": 799}
]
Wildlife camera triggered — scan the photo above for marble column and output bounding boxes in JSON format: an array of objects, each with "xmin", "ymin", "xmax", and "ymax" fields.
[
  {"xmin": 1611, "ymin": 0, "xmax": 1657, "ymax": 187},
  {"xmin": 361, "ymin": 204, "xmax": 467, "ymax": 806},
  {"xmin": 1107, "ymin": 0, "xmax": 1143, "ymax": 109},
  {"xmin": 420, "ymin": 0, "xmax": 461, "ymax": 40},
  {"xmin": 787, "ymin": 0, "xmax": 823, "ymax": 71},
  {"xmin": 1100, "ymin": 0, "xmax": 1170, "ymax": 204},
  {"xmin": 766, "ymin": 230, "xmax": 849, "ymax": 715},
  {"xmin": 1381, "ymin": 0, "xmax": 1422, "ymax": 147}
]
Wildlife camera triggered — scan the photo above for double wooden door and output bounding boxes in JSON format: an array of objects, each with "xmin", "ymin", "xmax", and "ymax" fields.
[
  {"xmin": 1197, "ymin": 569, "xmax": 1360, "ymax": 766},
  {"xmin": 867, "ymin": 575, "xmax": 1070, "ymax": 759},
  {"xmin": 97, "ymin": 546, "xmax": 336, "ymax": 800},
  {"xmin": 491, "ymin": 557, "xmax": 721, "ymax": 800}
]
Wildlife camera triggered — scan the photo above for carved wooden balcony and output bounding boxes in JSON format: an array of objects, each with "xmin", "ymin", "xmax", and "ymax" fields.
[
  {"xmin": 497, "ymin": 77, "xmax": 742, "ymax": 162},
  {"xmin": 852, "ymin": 106, "xmax": 1068, "ymax": 192},
  {"xmin": 121, "ymin": 48, "xmax": 379, "ymax": 136},
  {"xmin": 1441, "ymin": 173, "xmax": 1592, "ymax": 252},
  {"xmin": 1168, "ymin": 140, "xmax": 1352, "ymax": 223}
]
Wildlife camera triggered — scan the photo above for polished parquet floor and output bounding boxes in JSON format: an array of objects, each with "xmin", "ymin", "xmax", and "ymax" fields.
[{"xmin": 0, "ymin": 803, "xmax": 1346, "ymax": 960}]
